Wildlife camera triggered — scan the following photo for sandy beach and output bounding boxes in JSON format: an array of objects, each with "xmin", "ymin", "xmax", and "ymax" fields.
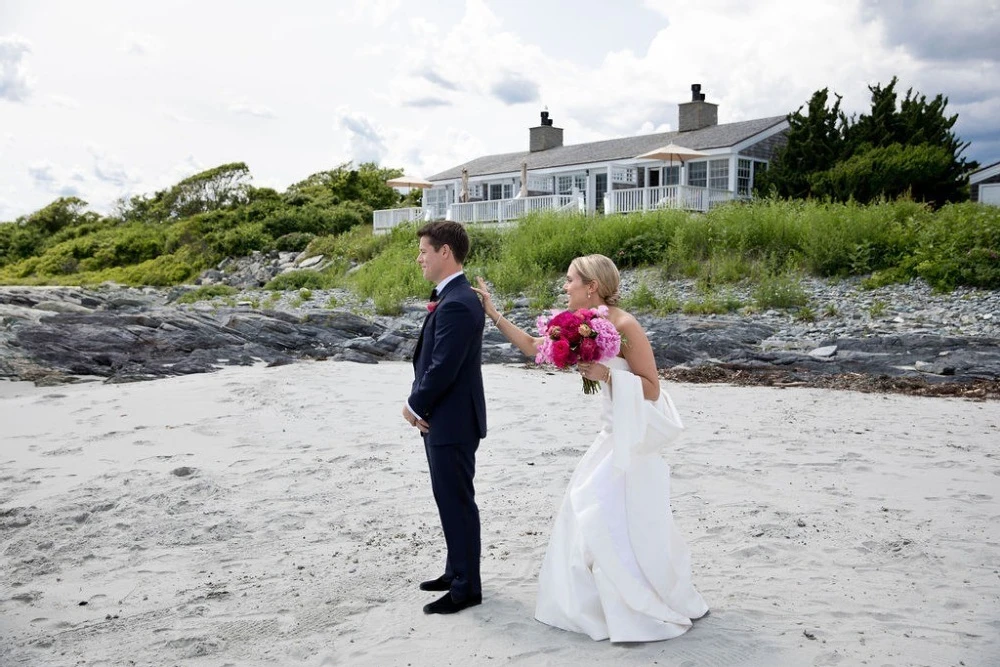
[{"xmin": 1, "ymin": 361, "xmax": 998, "ymax": 666}]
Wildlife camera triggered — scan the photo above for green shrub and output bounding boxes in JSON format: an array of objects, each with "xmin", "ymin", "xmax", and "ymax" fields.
[
  {"xmin": 681, "ymin": 292, "xmax": 743, "ymax": 315},
  {"xmin": 328, "ymin": 202, "xmax": 371, "ymax": 235},
  {"xmin": 346, "ymin": 231, "xmax": 427, "ymax": 302},
  {"xmin": 265, "ymin": 270, "xmax": 339, "ymax": 291},
  {"xmin": 106, "ymin": 254, "xmax": 200, "ymax": 286},
  {"xmin": 621, "ymin": 283, "xmax": 680, "ymax": 315},
  {"xmin": 614, "ymin": 233, "xmax": 668, "ymax": 268},
  {"xmin": 905, "ymin": 202, "xmax": 1000, "ymax": 290},
  {"xmin": 753, "ymin": 273, "xmax": 810, "ymax": 310},
  {"xmin": 275, "ymin": 232, "xmax": 315, "ymax": 252},
  {"xmin": 210, "ymin": 222, "xmax": 273, "ymax": 257},
  {"xmin": 795, "ymin": 305, "xmax": 817, "ymax": 322},
  {"xmin": 527, "ymin": 278, "xmax": 558, "ymax": 311},
  {"xmin": 306, "ymin": 224, "xmax": 394, "ymax": 264},
  {"xmin": 466, "ymin": 226, "xmax": 504, "ymax": 264},
  {"xmin": 175, "ymin": 285, "xmax": 238, "ymax": 304}
]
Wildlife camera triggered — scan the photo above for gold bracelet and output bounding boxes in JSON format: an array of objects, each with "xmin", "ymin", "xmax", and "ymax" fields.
[
  {"xmin": 493, "ymin": 314, "xmax": 504, "ymax": 326},
  {"xmin": 604, "ymin": 366, "xmax": 612, "ymax": 383}
]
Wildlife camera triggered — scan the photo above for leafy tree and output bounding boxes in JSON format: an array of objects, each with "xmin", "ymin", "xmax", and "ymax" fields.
[
  {"xmin": 21, "ymin": 197, "xmax": 98, "ymax": 235},
  {"xmin": 286, "ymin": 162, "xmax": 404, "ymax": 214},
  {"xmin": 116, "ymin": 162, "xmax": 252, "ymax": 223},
  {"xmin": 0, "ymin": 197, "xmax": 101, "ymax": 265}
]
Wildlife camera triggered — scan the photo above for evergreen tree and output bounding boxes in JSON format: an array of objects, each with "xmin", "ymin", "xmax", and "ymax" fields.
[
  {"xmin": 759, "ymin": 78, "xmax": 975, "ymax": 206},
  {"xmin": 755, "ymin": 88, "xmax": 848, "ymax": 199}
]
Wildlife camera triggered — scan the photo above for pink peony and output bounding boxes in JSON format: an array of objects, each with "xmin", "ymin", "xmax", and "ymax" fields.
[
  {"xmin": 577, "ymin": 337, "xmax": 599, "ymax": 362},
  {"xmin": 550, "ymin": 339, "xmax": 575, "ymax": 368},
  {"xmin": 550, "ymin": 310, "xmax": 584, "ymax": 344}
]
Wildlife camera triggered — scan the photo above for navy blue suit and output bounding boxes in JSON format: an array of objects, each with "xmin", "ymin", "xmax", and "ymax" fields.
[{"xmin": 408, "ymin": 274, "xmax": 486, "ymax": 601}]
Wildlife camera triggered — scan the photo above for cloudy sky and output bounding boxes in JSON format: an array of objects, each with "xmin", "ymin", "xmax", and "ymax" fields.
[{"xmin": 1, "ymin": 0, "xmax": 998, "ymax": 220}]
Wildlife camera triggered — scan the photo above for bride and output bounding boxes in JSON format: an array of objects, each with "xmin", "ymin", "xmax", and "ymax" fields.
[{"xmin": 474, "ymin": 254, "xmax": 708, "ymax": 642}]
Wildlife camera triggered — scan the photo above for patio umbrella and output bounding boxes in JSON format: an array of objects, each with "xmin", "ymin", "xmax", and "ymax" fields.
[
  {"xmin": 635, "ymin": 143, "xmax": 707, "ymax": 164},
  {"xmin": 385, "ymin": 176, "xmax": 434, "ymax": 189},
  {"xmin": 518, "ymin": 161, "xmax": 528, "ymax": 198},
  {"xmin": 460, "ymin": 168, "xmax": 469, "ymax": 203},
  {"xmin": 635, "ymin": 143, "xmax": 707, "ymax": 189}
]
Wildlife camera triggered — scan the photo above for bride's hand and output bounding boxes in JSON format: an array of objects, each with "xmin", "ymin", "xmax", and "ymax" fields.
[
  {"xmin": 577, "ymin": 362, "xmax": 608, "ymax": 382},
  {"xmin": 472, "ymin": 276, "xmax": 500, "ymax": 320}
]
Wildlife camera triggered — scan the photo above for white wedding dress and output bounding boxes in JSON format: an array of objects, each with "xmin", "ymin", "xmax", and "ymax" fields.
[{"xmin": 534, "ymin": 357, "xmax": 709, "ymax": 642}]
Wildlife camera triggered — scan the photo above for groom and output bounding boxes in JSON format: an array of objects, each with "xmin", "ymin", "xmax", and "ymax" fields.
[{"xmin": 402, "ymin": 220, "xmax": 487, "ymax": 615}]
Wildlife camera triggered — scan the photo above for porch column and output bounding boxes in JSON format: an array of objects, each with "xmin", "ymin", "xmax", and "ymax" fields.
[{"xmin": 606, "ymin": 164, "xmax": 613, "ymax": 215}]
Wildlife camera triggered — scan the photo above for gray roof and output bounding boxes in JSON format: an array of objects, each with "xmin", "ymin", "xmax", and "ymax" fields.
[
  {"xmin": 970, "ymin": 159, "xmax": 1000, "ymax": 177},
  {"xmin": 428, "ymin": 115, "xmax": 788, "ymax": 181}
]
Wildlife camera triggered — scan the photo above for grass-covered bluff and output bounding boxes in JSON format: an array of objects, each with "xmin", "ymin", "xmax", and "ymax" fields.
[{"xmin": 1, "ymin": 162, "xmax": 998, "ymax": 317}]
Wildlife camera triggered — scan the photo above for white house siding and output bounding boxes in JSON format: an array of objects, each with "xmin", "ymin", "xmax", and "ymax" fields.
[
  {"xmin": 972, "ymin": 174, "xmax": 1000, "ymax": 203},
  {"xmin": 980, "ymin": 183, "xmax": 1000, "ymax": 205}
]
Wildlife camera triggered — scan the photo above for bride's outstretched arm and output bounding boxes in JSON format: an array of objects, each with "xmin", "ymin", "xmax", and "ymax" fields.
[{"xmin": 472, "ymin": 277, "xmax": 541, "ymax": 358}]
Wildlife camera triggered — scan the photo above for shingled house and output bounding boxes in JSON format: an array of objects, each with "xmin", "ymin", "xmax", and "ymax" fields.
[
  {"xmin": 970, "ymin": 160, "xmax": 1000, "ymax": 205},
  {"xmin": 375, "ymin": 85, "xmax": 790, "ymax": 230}
]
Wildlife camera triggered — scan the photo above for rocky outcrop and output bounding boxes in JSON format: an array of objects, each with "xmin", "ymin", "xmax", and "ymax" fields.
[
  {"xmin": 194, "ymin": 250, "xmax": 335, "ymax": 288},
  {"xmin": 2, "ymin": 285, "xmax": 998, "ymax": 388},
  {"xmin": 0, "ymin": 287, "xmax": 410, "ymax": 385}
]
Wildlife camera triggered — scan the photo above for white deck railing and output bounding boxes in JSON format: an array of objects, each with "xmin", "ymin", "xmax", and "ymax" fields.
[
  {"xmin": 448, "ymin": 194, "xmax": 577, "ymax": 224},
  {"xmin": 606, "ymin": 185, "xmax": 734, "ymax": 214},
  {"xmin": 373, "ymin": 207, "xmax": 426, "ymax": 232},
  {"xmin": 371, "ymin": 186, "xmax": 735, "ymax": 232}
]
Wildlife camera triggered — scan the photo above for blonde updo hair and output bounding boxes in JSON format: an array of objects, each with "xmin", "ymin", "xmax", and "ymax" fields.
[{"xmin": 570, "ymin": 254, "xmax": 621, "ymax": 307}]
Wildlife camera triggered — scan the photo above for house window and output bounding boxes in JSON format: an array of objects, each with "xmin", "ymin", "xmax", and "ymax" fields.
[
  {"xmin": 709, "ymin": 159, "xmax": 729, "ymax": 190},
  {"xmin": 687, "ymin": 162, "xmax": 707, "ymax": 188},
  {"xmin": 663, "ymin": 166, "xmax": 680, "ymax": 186},
  {"xmin": 489, "ymin": 184, "xmax": 514, "ymax": 200},
  {"xmin": 737, "ymin": 159, "xmax": 752, "ymax": 196},
  {"xmin": 426, "ymin": 187, "xmax": 453, "ymax": 217},
  {"xmin": 611, "ymin": 167, "xmax": 636, "ymax": 184},
  {"xmin": 425, "ymin": 187, "xmax": 449, "ymax": 206},
  {"xmin": 557, "ymin": 174, "xmax": 586, "ymax": 194}
]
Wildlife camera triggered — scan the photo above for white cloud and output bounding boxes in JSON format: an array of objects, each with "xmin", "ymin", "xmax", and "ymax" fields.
[
  {"xmin": 0, "ymin": 0, "xmax": 997, "ymax": 220},
  {"xmin": 27, "ymin": 160, "xmax": 56, "ymax": 185},
  {"xmin": 490, "ymin": 73, "xmax": 541, "ymax": 105},
  {"xmin": 0, "ymin": 132, "xmax": 12, "ymax": 160},
  {"xmin": 0, "ymin": 34, "xmax": 34, "ymax": 101},
  {"xmin": 120, "ymin": 32, "xmax": 162, "ymax": 56},
  {"xmin": 335, "ymin": 0, "xmax": 404, "ymax": 28},
  {"xmin": 89, "ymin": 145, "xmax": 138, "ymax": 188},
  {"xmin": 49, "ymin": 94, "xmax": 79, "ymax": 109},
  {"xmin": 229, "ymin": 101, "xmax": 277, "ymax": 119},
  {"xmin": 336, "ymin": 108, "xmax": 388, "ymax": 165}
]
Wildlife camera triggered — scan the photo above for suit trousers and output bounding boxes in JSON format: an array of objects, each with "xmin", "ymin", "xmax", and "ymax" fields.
[{"xmin": 424, "ymin": 439, "xmax": 481, "ymax": 601}]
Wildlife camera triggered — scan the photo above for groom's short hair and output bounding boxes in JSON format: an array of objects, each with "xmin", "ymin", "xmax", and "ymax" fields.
[{"xmin": 418, "ymin": 221, "xmax": 470, "ymax": 264}]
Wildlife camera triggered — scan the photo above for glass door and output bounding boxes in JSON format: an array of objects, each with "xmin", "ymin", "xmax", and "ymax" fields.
[{"xmin": 595, "ymin": 173, "xmax": 608, "ymax": 213}]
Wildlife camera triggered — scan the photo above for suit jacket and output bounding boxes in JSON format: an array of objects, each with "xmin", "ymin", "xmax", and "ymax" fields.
[{"xmin": 408, "ymin": 274, "xmax": 487, "ymax": 446}]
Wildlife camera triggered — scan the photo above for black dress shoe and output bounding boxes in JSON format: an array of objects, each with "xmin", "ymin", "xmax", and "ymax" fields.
[
  {"xmin": 419, "ymin": 575, "xmax": 453, "ymax": 592},
  {"xmin": 423, "ymin": 592, "xmax": 482, "ymax": 615}
]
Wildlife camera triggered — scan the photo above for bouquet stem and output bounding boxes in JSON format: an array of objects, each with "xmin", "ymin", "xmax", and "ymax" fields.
[{"xmin": 582, "ymin": 378, "xmax": 601, "ymax": 394}]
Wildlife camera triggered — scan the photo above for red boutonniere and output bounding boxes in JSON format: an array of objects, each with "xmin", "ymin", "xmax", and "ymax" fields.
[{"xmin": 426, "ymin": 301, "xmax": 438, "ymax": 313}]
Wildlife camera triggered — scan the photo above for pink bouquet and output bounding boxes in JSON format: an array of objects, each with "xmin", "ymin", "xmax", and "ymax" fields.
[{"xmin": 535, "ymin": 305, "xmax": 621, "ymax": 394}]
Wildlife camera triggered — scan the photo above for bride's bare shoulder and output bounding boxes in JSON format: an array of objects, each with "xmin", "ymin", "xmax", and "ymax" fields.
[{"xmin": 608, "ymin": 307, "xmax": 639, "ymax": 330}]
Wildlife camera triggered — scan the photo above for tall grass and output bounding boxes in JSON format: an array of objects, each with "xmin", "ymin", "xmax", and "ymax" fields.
[{"xmin": 3, "ymin": 199, "xmax": 997, "ymax": 305}]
